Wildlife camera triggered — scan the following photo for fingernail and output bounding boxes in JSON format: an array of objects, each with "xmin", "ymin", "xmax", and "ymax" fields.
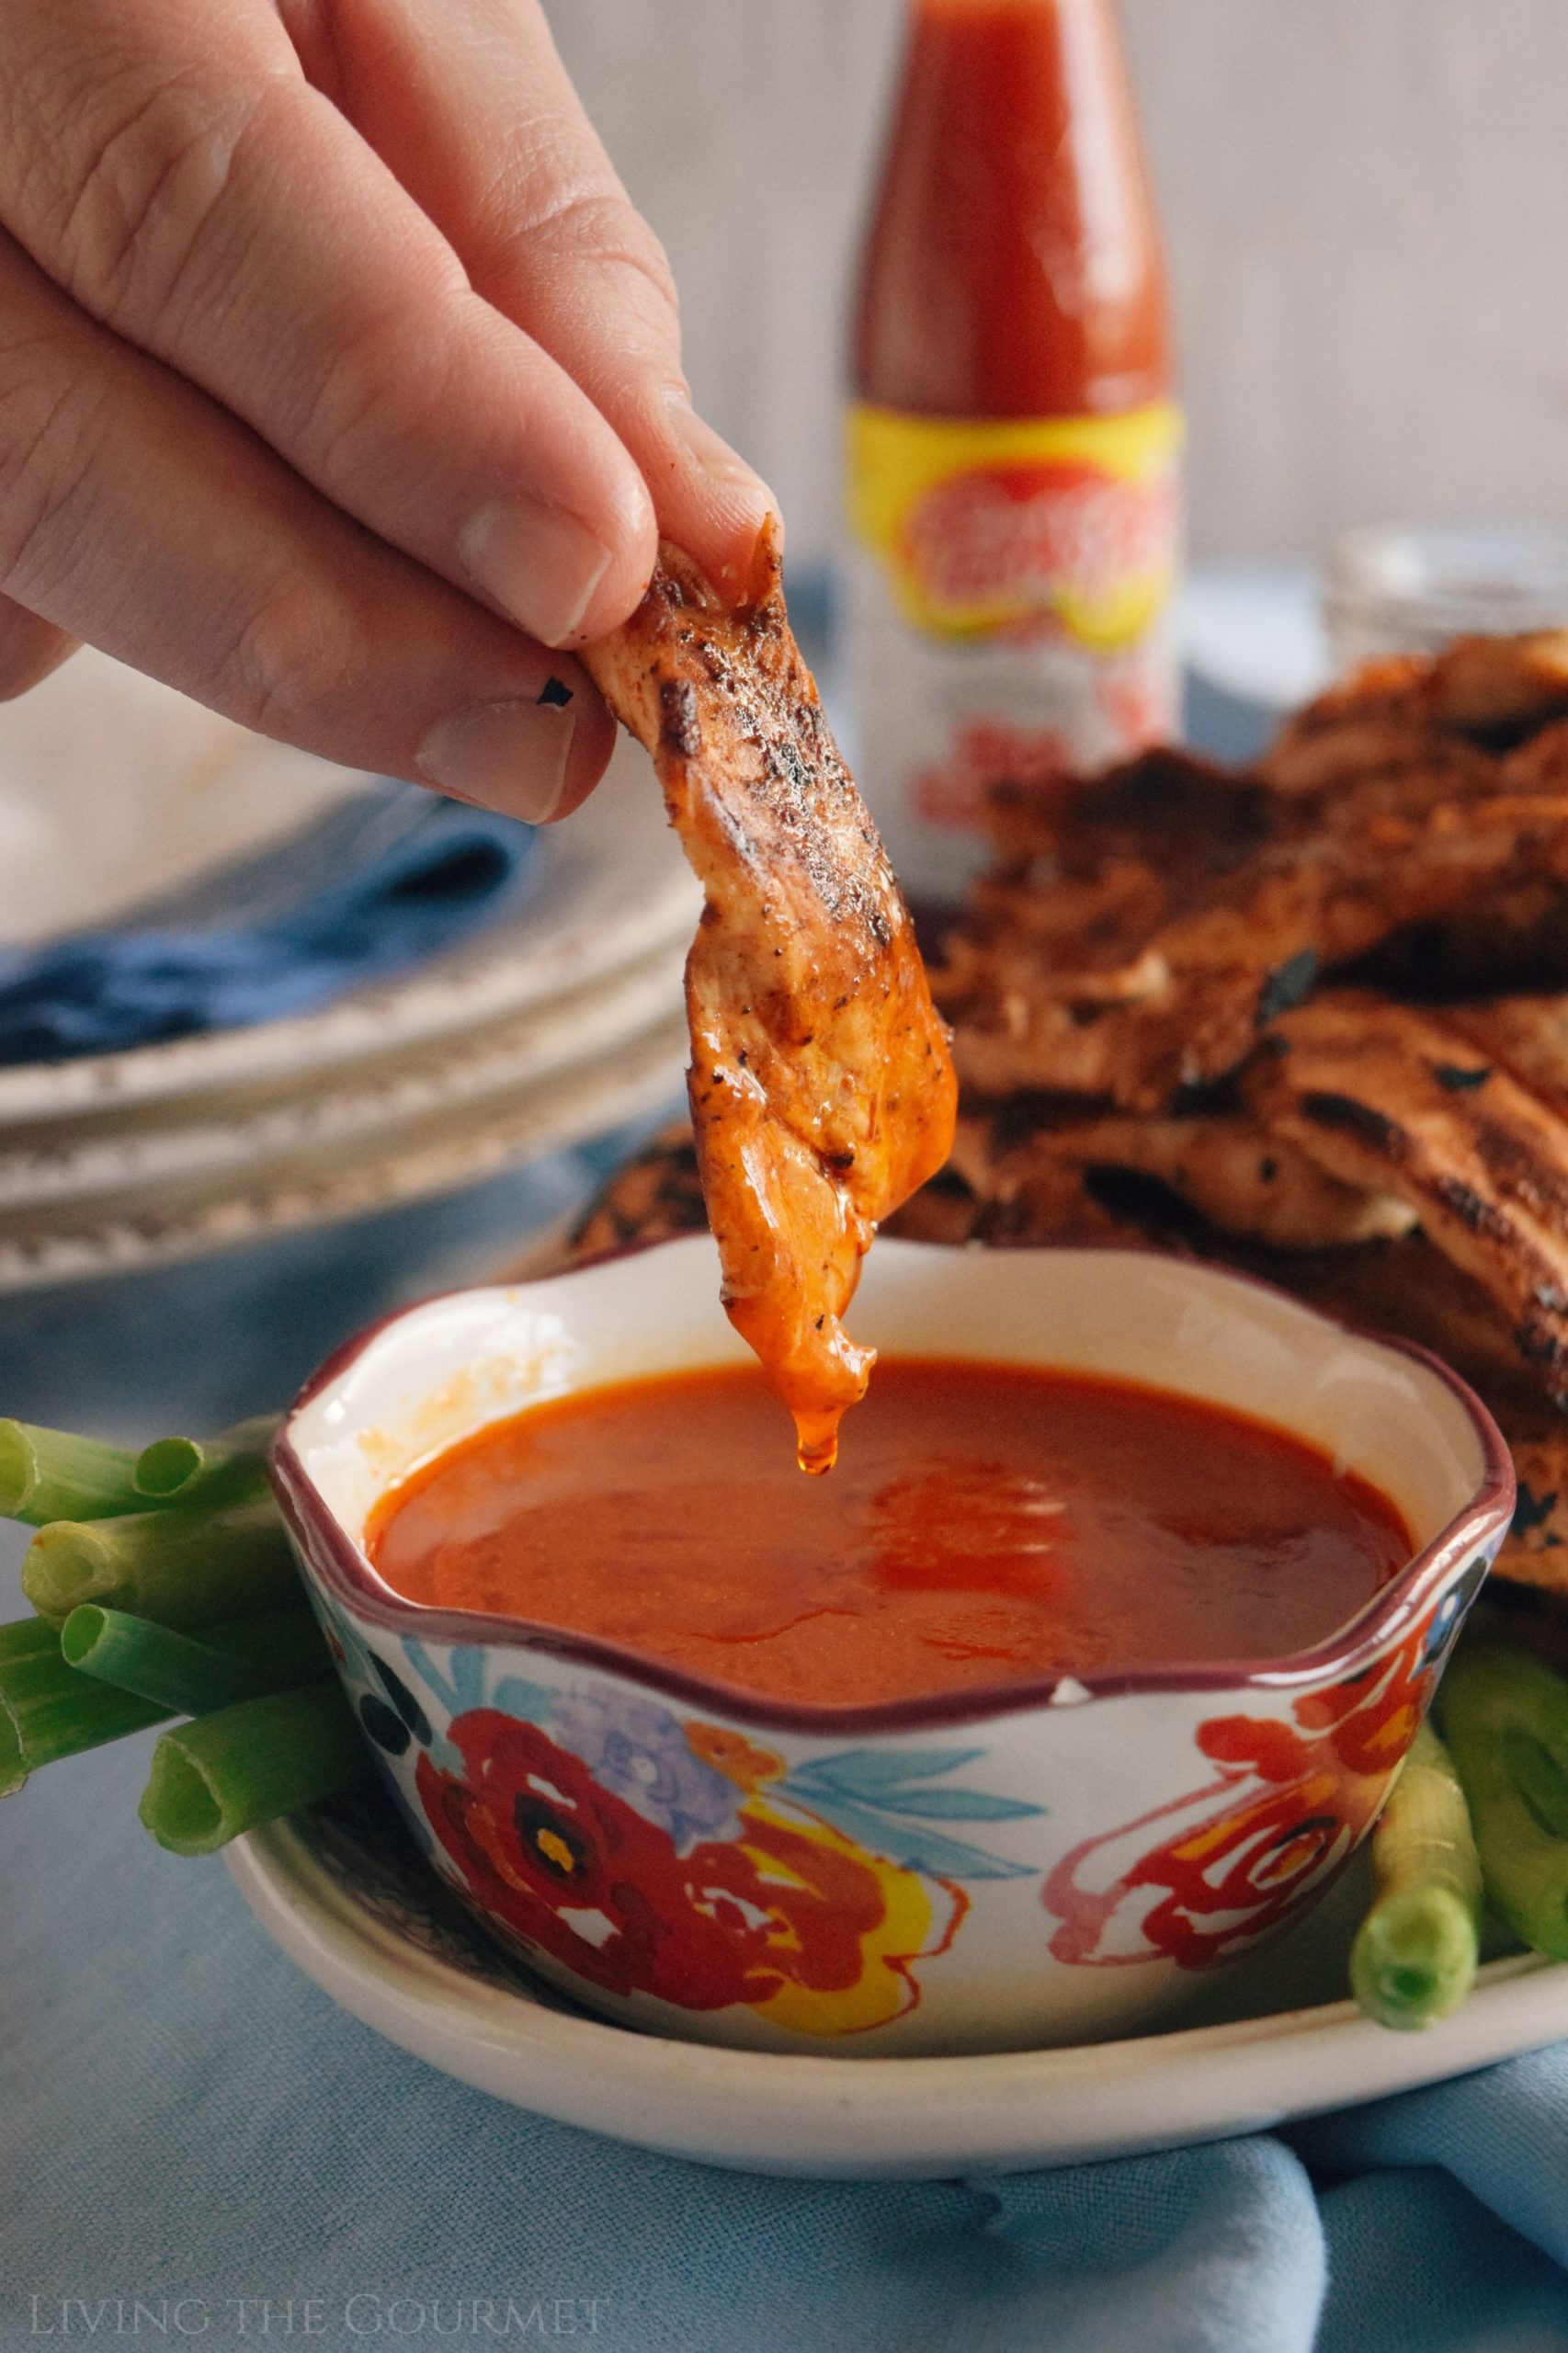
[
  {"xmin": 663, "ymin": 393, "xmax": 768, "ymax": 496},
  {"xmin": 662, "ymin": 397, "xmax": 775, "ymax": 598},
  {"xmin": 416, "ymin": 695, "xmax": 575, "ymax": 823},
  {"xmin": 460, "ymin": 495, "xmax": 611, "ymax": 647}
]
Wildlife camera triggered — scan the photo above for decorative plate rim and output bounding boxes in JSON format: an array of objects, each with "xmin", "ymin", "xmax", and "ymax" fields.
[{"xmin": 0, "ymin": 1021, "xmax": 687, "ymax": 1293}]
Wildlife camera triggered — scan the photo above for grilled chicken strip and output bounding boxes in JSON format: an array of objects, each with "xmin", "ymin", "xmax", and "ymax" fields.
[
  {"xmin": 1262, "ymin": 631, "xmax": 1568, "ymax": 795},
  {"xmin": 565, "ymin": 1120, "xmax": 709, "ymax": 1265},
  {"xmin": 1218, "ymin": 1224, "xmax": 1561, "ymax": 1593},
  {"xmin": 951, "ymin": 1107, "xmax": 1415, "ymax": 1252},
  {"xmin": 1244, "ymin": 993, "xmax": 1568, "ymax": 1406},
  {"xmin": 1440, "ymin": 995, "xmax": 1568, "ymax": 1109},
  {"xmin": 937, "ymin": 640, "xmax": 1568, "ymax": 1111},
  {"xmin": 941, "ymin": 779, "xmax": 1568, "ymax": 1110},
  {"xmin": 582, "ymin": 527, "xmax": 957, "ymax": 1470},
  {"xmin": 1492, "ymin": 1428, "xmax": 1568, "ymax": 1593}
]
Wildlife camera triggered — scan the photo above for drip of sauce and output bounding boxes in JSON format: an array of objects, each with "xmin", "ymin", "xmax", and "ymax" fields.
[{"xmin": 366, "ymin": 1362, "xmax": 1410, "ymax": 1711}]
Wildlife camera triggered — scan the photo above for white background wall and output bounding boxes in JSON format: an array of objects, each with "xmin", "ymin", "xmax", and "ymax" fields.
[{"xmin": 542, "ymin": 0, "xmax": 1568, "ymax": 570}]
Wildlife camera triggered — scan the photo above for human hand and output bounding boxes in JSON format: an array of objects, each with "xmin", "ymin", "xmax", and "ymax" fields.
[{"xmin": 0, "ymin": 0, "xmax": 773, "ymax": 820}]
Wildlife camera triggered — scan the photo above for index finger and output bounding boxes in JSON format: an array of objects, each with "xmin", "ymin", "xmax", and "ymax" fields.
[
  {"xmin": 310, "ymin": 0, "xmax": 777, "ymax": 604},
  {"xmin": 0, "ymin": 0, "xmax": 658, "ymax": 648}
]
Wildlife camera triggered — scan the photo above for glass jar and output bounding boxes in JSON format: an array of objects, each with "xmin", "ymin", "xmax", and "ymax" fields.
[{"xmin": 1324, "ymin": 524, "xmax": 1568, "ymax": 669}]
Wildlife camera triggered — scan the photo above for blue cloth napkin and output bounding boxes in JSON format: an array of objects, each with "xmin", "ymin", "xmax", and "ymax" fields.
[
  {"xmin": 0, "ymin": 786, "xmax": 537, "ymax": 1063},
  {"xmin": 4, "ymin": 1696, "xmax": 1568, "ymax": 2353}
]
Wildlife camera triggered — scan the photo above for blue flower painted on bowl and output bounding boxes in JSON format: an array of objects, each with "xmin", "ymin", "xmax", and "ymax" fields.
[
  {"xmin": 550, "ymin": 1687, "xmax": 740, "ymax": 1850},
  {"xmin": 1420, "ymin": 1554, "xmax": 1493, "ymax": 1670}
]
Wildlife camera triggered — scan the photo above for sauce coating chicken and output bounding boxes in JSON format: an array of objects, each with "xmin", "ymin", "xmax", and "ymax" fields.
[{"xmin": 582, "ymin": 523, "xmax": 957, "ymax": 1470}]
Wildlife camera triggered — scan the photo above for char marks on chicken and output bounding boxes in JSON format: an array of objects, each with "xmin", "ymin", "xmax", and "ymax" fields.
[
  {"xmin": 1244, "ymin": 993, "xmax": 1568, "ymax": 1406},
  {"xmin": 937, "ymin": 637, "xmax": 1568, "ymax": 1111}
]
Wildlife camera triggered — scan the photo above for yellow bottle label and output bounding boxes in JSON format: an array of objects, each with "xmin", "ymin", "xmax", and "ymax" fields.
[{"xmin": 846, "ymin": 400, "xmax": 1183, "ymax": 651}]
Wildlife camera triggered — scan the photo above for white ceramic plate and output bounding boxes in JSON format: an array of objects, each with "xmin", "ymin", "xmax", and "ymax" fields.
[
  {"xmin": 0, "ymin": 646, "xmax": 368, "ymax": 949},
  {"xmin": 0, "ymin": 735, "xmax": 699, "ymax": 1130},
  {"xmin": 228, "ymin": 1790, "xmax": 1568, "ymax": 2182},
  {"xmin": 0, "ymin": 1016, "xmax": 687, "ymax": 1291},
  {"xmin": 0, "ymin": 942, "xmax": 686, "ymax": 1213}
]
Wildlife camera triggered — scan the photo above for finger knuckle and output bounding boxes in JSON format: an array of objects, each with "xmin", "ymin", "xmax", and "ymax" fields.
[
  {"xmin": 37, "ymin": 63, "xmax": 267, "ymax": 338},
  {"xmin": 518, "ymin": 182, "xmax": 680, "ymax": 318},
  {"xmin": 280, "ymin": 303, "xmax": 426, "ymax": 485},
  {"xmin": 215, "ymin": 569, "xmax": 366, "ymax": 740},
  {"xmin": 0, "ymin": 605, "xmax": 72, "ymax": 701},
  {"xmin": 0, "ymin": 336, "xmax": 106, "ymax": 603}
]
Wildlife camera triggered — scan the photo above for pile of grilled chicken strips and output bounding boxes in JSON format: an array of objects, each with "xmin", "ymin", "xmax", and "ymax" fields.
[{"xmin": 575, "ymin": 631, "xmax": 1568, "ymax": 1595}]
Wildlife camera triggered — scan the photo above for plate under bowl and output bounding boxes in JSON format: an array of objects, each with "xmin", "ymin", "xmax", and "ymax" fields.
[{"xmin": 227, "ymin": 1790, "xmax": 1568, "ymax": 2181}]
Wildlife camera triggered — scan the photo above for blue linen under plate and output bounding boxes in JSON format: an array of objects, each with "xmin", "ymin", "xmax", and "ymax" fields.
[
  {"xmin": 4, "ymin": 1703, "xmax": 1568, "ymax": 2353},
  {"xmin": 0, "ymin": 785, "xmax": 536, "ymax": 1063}
]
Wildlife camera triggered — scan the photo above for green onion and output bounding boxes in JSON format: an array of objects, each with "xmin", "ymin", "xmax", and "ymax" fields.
[
  {"xmin": 62, "ymin": 1605, "xmax": 333, "ymax": 1717},
  {"xmin": 0, "ymin": 1620, "xmax": 168, "ymax": 1796},
  {"xmin": 1438, "ymin": 1642, "xmax": 1568, "ymax": 1961},
  {"xmin": 22, "ymin": 1501, "xmax": 300, "ymax": 1630},
  {"xmin": 0, "ymin": 1421, "xmax": 144, "ymax": 1525},
  {"xmin": 1350, "ymin": 1720, "xmax": 1482, "ymax": 2029},
  {"xmin": 134, "ymin": 1415, "xmax": 278, "ymax": 1509},
  {"xmin": 139, "ymin": 1684, "xmax": 371, "ymax": 1855},
  {"xmin": 0, "ymin": 1615, "xmax": 59, "ymax": 1665}
]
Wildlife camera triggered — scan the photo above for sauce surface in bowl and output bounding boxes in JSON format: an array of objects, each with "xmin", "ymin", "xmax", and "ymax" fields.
[{"xmin": 365, "ymin": 1362, "xmax": 1411, "ymax": 1710}]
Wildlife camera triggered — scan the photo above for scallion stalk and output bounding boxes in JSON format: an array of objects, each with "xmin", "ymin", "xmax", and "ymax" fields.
[
  {"xmin": 134, "ymin": 1415, "xmax": 278, "ymax": 1509},
  {"xmin": 139, "ymin": 1684, "xmax": 371, "ymax": 1855},
  {"xmin": 0, "ymin": 1615, "xmax": 59, "ymax": 1665},
  {"xmin": 0, "ymin": 1421, "xmax": 144, "ymax": 1525},
  {"xmin": 1350, "ymin": 1720, "xmax": 1482, "ymax": 2029},
  {"xmin": 1438, "ymin": 1642, "xmax": 1568, "ymax": 1960},
  {"xmin": 62, "ymin": 1604, "xmax": 333, "ymax": 1717},
  {"xmin": 22, "ymin": 1501, "xmax": 300, "ymax": 1630},
  {"xmin": 0, "ymin": 1622, "xmax": 169, "ymax": 1795}
]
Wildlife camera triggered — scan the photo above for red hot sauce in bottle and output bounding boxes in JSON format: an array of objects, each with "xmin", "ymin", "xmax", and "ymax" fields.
[{"xmin": 846, "ymin": 0, "xmax": 1182, "ymax": 906}]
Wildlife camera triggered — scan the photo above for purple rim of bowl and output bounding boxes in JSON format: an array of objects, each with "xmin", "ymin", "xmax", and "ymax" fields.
[{"xmin": 268, "ymin": 1244, "xmax": 1517, "ymax": 1739}]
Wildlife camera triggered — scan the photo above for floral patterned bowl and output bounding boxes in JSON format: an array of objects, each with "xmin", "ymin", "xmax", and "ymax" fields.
[{"xmin": 270, "ymin": 1236, "xmax": 1513, "ymax": 2058}]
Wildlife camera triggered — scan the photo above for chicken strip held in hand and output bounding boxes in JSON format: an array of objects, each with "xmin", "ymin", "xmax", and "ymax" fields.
[{"xmin": 582, "ymin": 524, "xmax": 957, "ymax": 1472}]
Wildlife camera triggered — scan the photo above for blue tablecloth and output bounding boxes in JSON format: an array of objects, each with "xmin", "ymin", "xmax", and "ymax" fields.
[
  {"xmin": 6, "ymin": 654, "xmax": 1568, "ymax": 2353},
  {"xmin": 6, "ymin": 1702, "xmax": 1568, "ymax": 2353}
]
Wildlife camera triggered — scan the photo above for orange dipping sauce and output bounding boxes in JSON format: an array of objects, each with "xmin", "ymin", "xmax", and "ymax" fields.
[{"xmin": 365, "ymin": 1363, "xmax": 1411, "ymax": 1711}]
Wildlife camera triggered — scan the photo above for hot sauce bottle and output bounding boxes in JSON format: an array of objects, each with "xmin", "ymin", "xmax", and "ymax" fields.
[{"xmin": 846, "ymin": 0, "xmax": 1181, "ymax": 904}]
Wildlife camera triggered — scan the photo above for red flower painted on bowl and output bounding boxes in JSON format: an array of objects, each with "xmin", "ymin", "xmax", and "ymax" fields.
[
  {"xmin": 1043, "ymin": 1605, "xmax": 1457, "ymax": 1972},
  {"xmin": 415, "ymin": 1708, "xmax": 951, "ymax": 2032}
]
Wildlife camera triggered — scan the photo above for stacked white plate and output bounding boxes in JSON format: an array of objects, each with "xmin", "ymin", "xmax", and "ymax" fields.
[{"xmin": 0, "ymin": 718, "xmax": 698, "ymax": 1294}]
